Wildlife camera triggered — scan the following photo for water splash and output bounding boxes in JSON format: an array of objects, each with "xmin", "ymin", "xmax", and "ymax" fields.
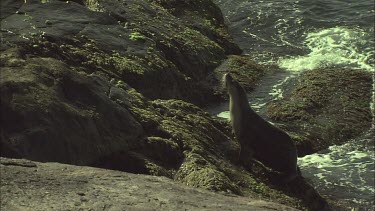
[
  {"xmin": 298, "ymin": 129, "xmax": 375, "ymax": 209},
  {"xmin": 217, "ymin": 111, "xmax": 229, "ymax": 119},
  {"xmin": 279, "ymin": 27, "xmax": 374, "ymax": 71}
]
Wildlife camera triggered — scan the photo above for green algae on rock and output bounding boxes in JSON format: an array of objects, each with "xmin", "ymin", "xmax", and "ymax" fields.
[
  {"xmin": 0, "ymin": 53, "xmax": 144, "ymax": 164},
  {"xmin": 267, "ymin": 68, "xmax": 373, "ymax": 155},
  {"xmin": 211, "ymin": 55, "xmax": 266, "ymax": 100},
  {"xmin": 1, "ymin": 0, "xmax": 240, "ymax": 106},
  {"xmin": 0, "ymin": 0, "xmax": 333, "ymax": 210}
]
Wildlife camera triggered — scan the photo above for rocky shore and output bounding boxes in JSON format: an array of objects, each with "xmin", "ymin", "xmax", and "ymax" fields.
[
  {"xmin": 1, "ymin": 157, "xmax": 300, "ymax": 211},
  {"xmin": 267, "ymin": 68, "xmax": 373, "ymax": 156},
  {"xmin": 1, "ymin": 0, "xmax": 372, "ymax": 210}
]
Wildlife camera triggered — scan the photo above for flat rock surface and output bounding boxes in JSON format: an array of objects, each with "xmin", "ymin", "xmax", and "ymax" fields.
[{"xmin": 0, "ymin": 157, "xmax": 299, "ymax": 211}]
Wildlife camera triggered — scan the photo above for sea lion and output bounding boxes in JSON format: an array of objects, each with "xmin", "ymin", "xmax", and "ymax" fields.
[{"xmin": 224, "ymin": 73, "xmax": 298, "ymax": 183}]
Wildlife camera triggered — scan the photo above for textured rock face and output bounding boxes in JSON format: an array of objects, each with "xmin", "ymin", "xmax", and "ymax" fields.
[
  {"xmin": 267, "ymin": 68, "xmax": 373, "ymax": 156},
  {"xmin": 1, "ymin": 0, "xmax": 240, "ymax": 106},
  {"xmin": 0, "ymin": 0, "xmax": 240, "ymax": 186},
  {"xmin": 0, "ymin": 0, "xmax": 333, "ymax": 210},
  {"xmin": 1, "ymin": 51, "xmax": 144, "ymax": 164},
  {"xmin": 0, "ymin": 158, "xmax": 299, "ymax": 211}
]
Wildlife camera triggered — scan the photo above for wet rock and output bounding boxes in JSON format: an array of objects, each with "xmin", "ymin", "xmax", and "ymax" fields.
[
  {"xmin": 212, "ymin": 54, "xmax": 266, "ymax": 97},
  {"xmin": 0, "ymin": 0, "xmax": 333, "ymax": 210},
  {"xmin": 0, "ymin": 52, "xmax": 144, "ymax": 164},
  {"xmin": 267, "ymin": 68, "xmax": 373, "ymax": 155},
  {"xmin": 1, "ymin": 0, "xmax": 240, "ymax": 106},
  {"xmin": 152, "ymin": 0, "xmax": 242, "ymax": 55}
]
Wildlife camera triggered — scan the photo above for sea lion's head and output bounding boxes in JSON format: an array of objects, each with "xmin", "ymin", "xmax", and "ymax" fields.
[{"xmin": 224, "ymin": 73, "xmax": 242, "ymax": 95}]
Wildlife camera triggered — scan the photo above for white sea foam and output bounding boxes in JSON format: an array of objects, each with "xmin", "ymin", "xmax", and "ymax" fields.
[
  {"xmin": 298, "ymin": 132, "xmax": 375, "ymax": 206},
  {"xmin": 278, "ymin": 27, "xmax": 375, "ymax": 72},
  {"xmin": 269, "ymin": 76, "xmax": 291, "ymax": 100},
  {"xmin": 217, "ymin": 111, "xmax": 230, "ymax": 119}
]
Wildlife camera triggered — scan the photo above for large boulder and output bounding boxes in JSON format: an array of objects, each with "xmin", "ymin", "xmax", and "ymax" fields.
[
  {"xmin": 0, "ymin": 157, "xmax": 299, "ymax": 211},
  {"xmin": 1, "ymin": 49, "xmax": 144, "ymax": 164},
  {"xmin": 1, "ymin": 0, "xmax": 240, "ymax": 106},
  {"xmin": 0, "ymin": 48, "xmax": 331, "ymax": 209},
  {"xmin": 267, "ymin": 68, "xmax": 373, "ymax": 155}
]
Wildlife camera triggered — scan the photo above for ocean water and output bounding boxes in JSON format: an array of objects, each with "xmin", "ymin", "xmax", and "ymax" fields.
[
  {"xmin": 212, "ymin": 0, "xmax": 375, "ymax": 209},
  {"xmin": 298, "ymin": 128, "xmax": 375, "ymax": 209},
  {"xmin": 215, "ymin": 0, "xmax": 374, "ymax": 68}
]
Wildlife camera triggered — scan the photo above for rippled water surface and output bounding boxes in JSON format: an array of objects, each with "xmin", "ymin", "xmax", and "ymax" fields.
[{"xmin": 216, "ymin": 0, "xmax": 374, "ymax": 69}]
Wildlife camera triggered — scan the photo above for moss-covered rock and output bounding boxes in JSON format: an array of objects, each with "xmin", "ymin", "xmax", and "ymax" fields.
[
  {"xmin": 215, "ymin": 55, "xmax": 266, "ymax": 89},
  {"xmin": 150, "ymin": 0, "xmax": 242, "ymax": 55},
  {"xmin": 207, "ymin": 55, "xmax": 267, "ymax": 102},
  {"xmin": 175, "ymin": 152, "xmax": 239, "ymax": 193},
  {"xmin": 0, "ymin": 0, "xmax": 333, "ymax": 210},
  {"xmin": 267, "ymin": 68, "xmax": 373, "ymax": 155},
  {"xmin": 0, "ymin": 50, "xmax": 144, "ymax": 164},
  {"xmin": 1, "ymin": 0, "xmax": 240, "ymax": 106},
  {"xmin": 0, "ymin": 52, "xmax": 328, "ymax": 209}
]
